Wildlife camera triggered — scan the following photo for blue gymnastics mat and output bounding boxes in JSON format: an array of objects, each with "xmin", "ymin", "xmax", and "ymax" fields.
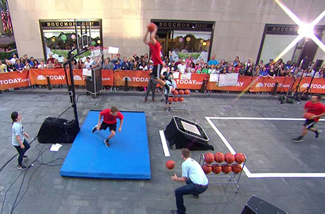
[{"xmin": 60, "ymin": 110, "xmax": 151, "ymax": 180}]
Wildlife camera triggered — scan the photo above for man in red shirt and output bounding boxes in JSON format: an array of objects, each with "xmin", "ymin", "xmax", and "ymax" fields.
[
  {"xmin": 293, "ymin": 95, "xmax": 325, "ymax": 142},
  {"xmin": 92, "ymin": 106, "xmax": 124, "ymax": 147},
  {"xmin": 143, "ymin": 24, "xmax": 171, "ymax": 102}
]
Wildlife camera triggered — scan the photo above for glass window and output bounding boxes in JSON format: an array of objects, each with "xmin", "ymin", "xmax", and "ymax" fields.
[
  {"xmin": 170, "ymin": 31, "xmax": 212, "ymax": 63},
  {"xmin": 42, "ymin": 29, "xmax": 100, "ymax": 62}
]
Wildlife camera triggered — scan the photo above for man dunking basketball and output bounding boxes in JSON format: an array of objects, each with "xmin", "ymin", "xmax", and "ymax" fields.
[
  {"xmin": 143, "ymin": 23, "xmax": 170, "ymax": 102},
  {"xmin": 92, "ymin": 106, "xmax": 124, "ymax": 147},
  {"xmin": 292, "ymin": 95, "xmax": 325, "ymax": 143}
]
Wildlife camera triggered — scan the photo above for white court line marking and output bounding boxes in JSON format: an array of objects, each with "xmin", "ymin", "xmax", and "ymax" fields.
[
  {"xmin": 206, "ymin": 117, "xmax": 325, "ymax": 178},
  {"xmin": 206, "ymin": 117, "xmax": 325, "ymax": 121},
  {"xmin": 159, "ymin": 130, "xmax": 170, "ymax": 157}
]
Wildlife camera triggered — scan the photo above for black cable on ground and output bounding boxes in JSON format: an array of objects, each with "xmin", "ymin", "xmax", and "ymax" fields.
[{"xmin": 1, "ymin": 142, "xmax": 65, "ymax": 214}]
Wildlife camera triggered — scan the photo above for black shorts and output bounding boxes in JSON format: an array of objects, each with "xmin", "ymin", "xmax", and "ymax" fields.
[
  {"xmin": 303, "ymin": 119, "xmax": 316, "ymax": 129},
  {"xmin": 100, "ymin": 122, "xmax": 117, "ymax": 132},
  {"xmin": 152, "ymin": 64, "xmax": 162, "ymax": 79}
]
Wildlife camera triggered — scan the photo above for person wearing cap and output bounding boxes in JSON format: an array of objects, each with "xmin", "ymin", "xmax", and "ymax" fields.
[{"xmin": 177, "ymin": 59, "xmax": 187, "ymax": 74}]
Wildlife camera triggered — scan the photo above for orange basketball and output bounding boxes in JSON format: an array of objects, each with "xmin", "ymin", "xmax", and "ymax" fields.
[
  {"xmin": 222, "ymin": 164, "xmax": 232, "ymax": 174},
  {"xmin": 165, "ymin": 160, "xmax": 175, "ymax": 170},
  {"xmin": 184, "ymin": 89, "xmax": 191, "ymax": 95},
  {"xmin": 179, "ymin": 90, "xmax": 184, "ymax": 95},
  {"xmin": 204, "ymin": 153, "xmax": 215, "ymax": 164},
  {"xmin": 173, "ymin": 90, "xmax": 179, "ymax": 95},
  {"xmin": 178, "ymin": 97, "xmax": 184, "ymax": 102},
  {"xmin": 224, "ymin": 153, "xmax": 235, "ymax": 164},
  {"xmin": 214, "ymin": 152, "xmax": 225, "ymax": 163},
  {"xmin": 168, "ymin": 97, "xmax": 173, "ymax": 103},
  {"xmin": 232, "ymin": 164, "xmax": 242, "ymax": 174},
  {"xmin": 235, "ymin": 153, "xmax": 246, "ymax": 164},
  {"xmin": 173, "ymin": 97, "xmax": 178, "ymax": 102},
  {"xmin": 212, "ymin": 164, "xmax": 222, "ymax": 174},
  {"xmin": 202, "ymin": 164, "xmax": 212, "ymax": 174},
  {"xmin": 147, "ymin": 23, "xmax": 156, "ymax": 32},
  {"xmin": 303, "ymin": 112, "xmax": 314, "ymax": 120}
]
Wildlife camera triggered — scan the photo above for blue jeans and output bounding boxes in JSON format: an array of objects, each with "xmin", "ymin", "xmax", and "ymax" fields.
[
  {"xmin": 14, "ymin": 139, "xmax": 30, "ymax": 166},
  {"xmin": 175, "ymin": 179, "xmax": 208, "ymax": 214}
]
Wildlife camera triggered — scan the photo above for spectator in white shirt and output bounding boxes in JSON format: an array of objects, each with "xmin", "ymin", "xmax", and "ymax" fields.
[{"xmin": 177, "ymin": 59, "xmax": 187, "ymax": 74}]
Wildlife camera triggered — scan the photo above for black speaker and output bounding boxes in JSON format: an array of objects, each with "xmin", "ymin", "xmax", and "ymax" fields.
[
  {"xmin": 37, "ymin": 117, "xmax": 80, "ymax": 143},
  {"xmin": 164, "ymin": 116, "xmax": 214, "ymax": 151},
  {"xmin": 242, "ymin": 195, "xmax": 287, "ymax": 214}
]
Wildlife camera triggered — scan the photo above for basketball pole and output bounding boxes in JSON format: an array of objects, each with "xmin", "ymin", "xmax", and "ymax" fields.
[{"xmin": 62, "ymin": 20, "xmax": 91, "ymax": 127}]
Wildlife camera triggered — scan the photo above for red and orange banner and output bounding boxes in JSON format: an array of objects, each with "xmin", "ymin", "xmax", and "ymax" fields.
[
  {"xmin": 249, "ymin": 76, "xmax": 292, "ymax": 93},
  {"xmin": 102, "ymin": 69, "xmax": 114, "ymax": 86},
  {"xmin": 113, "ymin": 70, "xmax": 150, "ymax": 87},
  {"xmin": 0, "ymin": 70, "xmax": 30, "ymax": 90},
  {"xmin": 175, "ymin": 74, "xmax": 208, "ymax": 90},
  {"xmin": 29, "ymin": 69, "xmax": 67, "ymax": 85},
  {"xmin": 1, "ymin": 69, "xmax": 325, "ymax": 94}
]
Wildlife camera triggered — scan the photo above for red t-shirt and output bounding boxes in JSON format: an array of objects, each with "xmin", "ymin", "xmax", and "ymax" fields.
[
  {"xmin": 149, "ymin": 41, "xmax": 163, "ymax": 65},
  {"xmin": 304, "ymin": 101, "xmax": 325, "ymax": 122},
  {"xmin": 100, "ymin": 109, "xmax": 124, "ymax": 124}
]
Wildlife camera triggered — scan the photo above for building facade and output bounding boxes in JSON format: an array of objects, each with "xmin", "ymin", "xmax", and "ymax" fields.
[{"xmin": 8, "ymin": 0, "xmax": 325, "ymax": 64}]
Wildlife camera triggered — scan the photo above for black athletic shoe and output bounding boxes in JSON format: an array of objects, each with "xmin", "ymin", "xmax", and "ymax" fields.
[
  {"xmin": 104, "ymin": 139, "xmax": 110, "ymax": 147},
  {"xmin": 17, "ymin": 165, "xmax": 27, "ymax": 170},
  {"xmin": 92, "ymin": 125, "xmax": 97, "ymax": 133},
  {"xmin": 316, "ymin": 130, "xmax": 322, "ymax": 138},
  {"xmin": 292, "ymin": 136, "xmax": 303, "ymax": 143},
  {"xmin": 170, "ymin": 209, "xmax": 179, "ymax": 214}
]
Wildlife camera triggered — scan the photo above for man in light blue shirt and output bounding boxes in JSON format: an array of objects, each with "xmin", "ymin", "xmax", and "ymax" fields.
[
  {"xmin": 208, "ymin": 54, "xmax": 219, "ymax": 66},
  {"xmin": 171, "ymin": 148, "xmax": 208, "ymax": 214}
]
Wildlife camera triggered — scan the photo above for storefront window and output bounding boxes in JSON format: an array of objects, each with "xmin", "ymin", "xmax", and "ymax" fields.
[
  {"xmin": 170, "ymin": 31, "xmax": 211, "ymax": 63},
  {"xmin": 40, "ymin": 20, "xmax": 102, "ymax": 62}
]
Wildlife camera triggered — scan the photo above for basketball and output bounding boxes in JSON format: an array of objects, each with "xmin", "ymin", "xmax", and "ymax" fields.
[
  {"xmin": 232, "ymin": 164, "xmax": 242, "ymax": 174},
  {"xmin": 168, "ymin": 97, "xmax": 173, "ymax": 103},
  {"xmin": 212, "ymin": 164, "xmax": 222, "ymax": 174},
  {"xmin": 214, "ymin": 152, "xmax": 225, "ymax": 163},
  {"xmin": 204, "ymin": 153, "xmax": 215, "ymax": 164},
  {"xmin": 184, "ymin": 89, "xmax": 191, "ymax": 95},
  {"xmin": 179, "ymin": 90, "xmax": 184, "ymax": 95},
  {"xmin": 165, "ymin": 160, "xmax": 175, "ymax": 170},
  {"xmin": 222, "ymin": 164, "xmax": 232, "ymax": 174},
  {"xmin": 202, "ymin": 164, "xmax": 212, "ymax": 174},
  {"xmin": 173, "ymin": 97, "xmax": 178, "ymax": 102},
  {"xmin": 178, "ymin": 97, "xmax": 184, "ymax": 102},
  {"xmin": 147, "ymin": 23, "xmax": 156, "ymax": 32},
  {"xmin": 303, "ymin": 112, "xmax": 314, "ymax": 120},
  {"xmin": 173, "ymin": 90, "xmax": 179, "ymax": 95},
  {"xmin": 235, "ymin": 153, "xmax": 246, "ymax": 164},
  {"xmin": 224, "ymin": 153, "xmax": 235, "ymax": 164}
]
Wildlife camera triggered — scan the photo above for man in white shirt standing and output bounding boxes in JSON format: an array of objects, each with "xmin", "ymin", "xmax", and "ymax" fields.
[
  {"xmin": 177, "ymin": 59, "xmax": 187, "ymax": 74},
  {"xmin": 171, "ymin": 148, "xmax": 208, "ymax": 214}
]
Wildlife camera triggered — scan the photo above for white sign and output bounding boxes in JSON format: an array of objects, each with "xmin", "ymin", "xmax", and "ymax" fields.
[
  {"xmin": 108, "ymin": 46, "xmax": 119, "ymax": 54},
  {"xmin": 218, "ymin": 73, "xmax": 239, "ymax": 87},
  {"xmin": 173, "ymin": 72, "xmax": 180, "ymax": 79},
  {"xmin": 181, "ymin": 73, "xmax": 191, "ymax": 80},
  {"xmin": 209, "ymin": 74, "xmax": 219, "ymax": 82},
  {"xmin": 82, "ymin": 68, "xmax": 91, "ymax": 76}
]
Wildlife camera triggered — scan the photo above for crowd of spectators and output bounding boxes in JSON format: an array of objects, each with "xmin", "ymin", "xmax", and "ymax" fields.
[{"xmin": 0, "ymin": 51, "xmax": 325, "ymax": 80}]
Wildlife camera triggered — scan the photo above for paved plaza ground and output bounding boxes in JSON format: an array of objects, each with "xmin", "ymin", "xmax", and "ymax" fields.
[{"xmin": 0, "ymin": 88, "xmax": 325, "ymax": 214}]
